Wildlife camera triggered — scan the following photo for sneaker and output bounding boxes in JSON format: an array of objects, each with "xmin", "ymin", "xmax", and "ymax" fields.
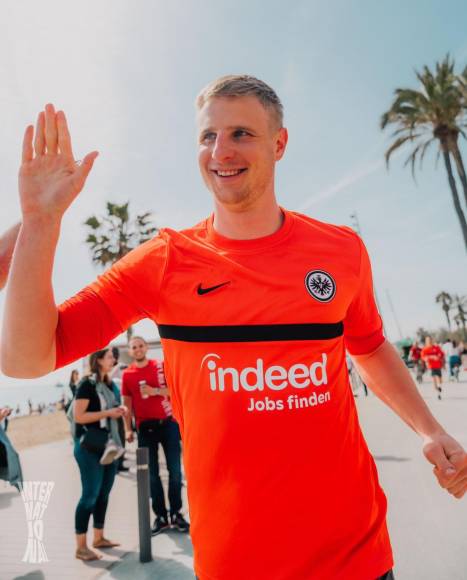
[
  {"xmin": 151, "ymin": 516, "xmax": 169, "ymax": 536},
  {"xmin": 114, "ymin": 446, "xmax": 125, "ymax": 460},
  {"xmin": 100, "ymin": 442, "xmax": 120, "ymax": 465},
  {"xmin": 171, "ymin": 512, "xmax": 190, "ymax": 533}
]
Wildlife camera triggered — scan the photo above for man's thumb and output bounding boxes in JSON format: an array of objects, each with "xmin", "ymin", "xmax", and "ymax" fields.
[
  {"xmin": 423, "ymin": 442, "xmax": 456, "ymax": 477},
  {"xmin": 73, "ymin": 151, "xmax": 99, "ymax": 191}
]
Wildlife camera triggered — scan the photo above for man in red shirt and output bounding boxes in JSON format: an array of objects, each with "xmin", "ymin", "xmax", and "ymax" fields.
[
  {"xmin": 421, "ymin": 336, "xmax": 445, "ymax": 400},
  {"xmin": 122, "ymin": 336, "xmax": 189, "ymax": 535},
  {"xmin": 2, "ymin": 76, "xmax": 467, "ymax": 579}
]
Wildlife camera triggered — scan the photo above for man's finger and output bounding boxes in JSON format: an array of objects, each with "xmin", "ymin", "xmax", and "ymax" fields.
[
  {"xmin": 34, "ymin": 112, "xmax": 45, "ymax": 156},
  {"xmin": 56, "ymin": 111, "xmax": 73, "ymax": 158},
  {"xmin": 44, "ymin": 103, "xmax": 58, "ymax": 154},
  {"xmin": 446, "ymin": 475, "xmax": 467, "ymax": 496},
  {"xmin": 22, "ymin": 125, "xmax": 34, "ymax": 163}
]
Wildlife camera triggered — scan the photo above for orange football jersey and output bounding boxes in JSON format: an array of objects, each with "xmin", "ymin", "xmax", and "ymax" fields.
[{"xmin": 56, "ymin": 209, "xmax": 393, "ymax": 579}]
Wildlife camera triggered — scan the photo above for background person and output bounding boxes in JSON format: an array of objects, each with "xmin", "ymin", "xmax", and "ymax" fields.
[
  {"xmin": 449, "ymin": 340, "xmax": 462, "ymax": 380},
  {"xmin": 0, "ymin": 406, "xmax": 23, "ymax": 490},
  {"xmin": 409, "ymin": 341, "xmax": 425, "ymax": 383},
  {"xmin": 421, "ymin": 336, "xmax": 445, "ymax": 399},
  {"xmin": 108, "ymin": 353, "xmax": 129, "ymax": 473},
  {"xmin": 69, "ymin": 369, "xmax": 80, "ymax": 398},
  {"xmin": 0, "ymin": 406, "xmax": 12, "ymax": 432},
  {"xmin": 121, "ymin": 336, "xmax": 188, "ymax": 534},
  {"xmin": 72, "ymin": 348, "xmax": 127, "ymax": 561},
  {"xmin": 110, "ymin": 346, "xmax": 130, "ymax": 471}
]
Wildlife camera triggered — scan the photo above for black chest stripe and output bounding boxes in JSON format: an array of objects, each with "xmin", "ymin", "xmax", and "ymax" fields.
[{"xmin": 157, "ymin": 322, "xmax": 344, "ymax": 343}]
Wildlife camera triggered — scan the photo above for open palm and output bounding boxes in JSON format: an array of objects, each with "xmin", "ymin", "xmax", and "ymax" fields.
[{"xmin": 19, "ymin": 104, "xmax": 98, "ymax": 220}]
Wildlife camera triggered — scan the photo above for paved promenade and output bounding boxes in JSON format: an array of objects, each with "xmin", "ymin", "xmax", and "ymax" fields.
[{"xmin": 0, "ymin": 375, "xmax": 466, "ymax": 579}]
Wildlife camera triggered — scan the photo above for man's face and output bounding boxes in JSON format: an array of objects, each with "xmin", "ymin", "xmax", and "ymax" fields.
[
  {"xmin": 128, "ymin": 339, "xmax": 148, "ymax": 362},
  {"xmin": 197, "ymin": 96, "xmax": 288, "ymax": 209},
  {"xmin": 425, "ymin": 336, "xmax": 433, "ymax": 347}
]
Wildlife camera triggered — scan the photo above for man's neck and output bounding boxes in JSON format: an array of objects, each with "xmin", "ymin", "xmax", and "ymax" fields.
[
  {"xmin": 213, "ymin": 195, "xmax": 283, "ymax": 240},
  {"xmin": 133, "ymin": 358, "xmax": 149, "ymax": 368}
]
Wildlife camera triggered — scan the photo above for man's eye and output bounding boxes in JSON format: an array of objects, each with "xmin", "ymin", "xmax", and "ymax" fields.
[
  {"xmin": 233, "ymin": 130, "xmax": 249, "ymax": 138},
  {"xmin": 201, "ymin": 132, "xmax": 216, "ymax": 142}
]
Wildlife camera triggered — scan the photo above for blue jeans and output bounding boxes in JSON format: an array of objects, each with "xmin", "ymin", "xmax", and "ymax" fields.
[
  {"xmin": 137, "ymin": 418, "xmax": 182, "ymax": 518},
  {"xmin": 73, "ymin": 438, "xmax": 117, "ymax": 534}
]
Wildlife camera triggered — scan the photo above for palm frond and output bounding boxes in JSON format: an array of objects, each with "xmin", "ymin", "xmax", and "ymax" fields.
[{"xmin": 384, "ymin": 134, "xmax": 419, "ymax": 166}]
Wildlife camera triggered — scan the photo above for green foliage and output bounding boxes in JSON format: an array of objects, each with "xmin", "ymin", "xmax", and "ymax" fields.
[
  {"xmin": 84, "ymin": 202, "xmax": 158, "ymax": 268},
  {"xmin": 381, "ymin": 54, "xmax": 466, "ymax": 176},
  {"xmin": 451, "ymin": 294, "xmax": 467, "ymax": 339},
  {"xmin": 430, "ymin": 327, "xmax": 464, "ymax": 344},
  {"xmin": 381, "ymin": 54, "xmax": 467, "ymax": 252},
  {"xmin": 434, "ymin": 291, "xmax": 467, "ymax": 340}
]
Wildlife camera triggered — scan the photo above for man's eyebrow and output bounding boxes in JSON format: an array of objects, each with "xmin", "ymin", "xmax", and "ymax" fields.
[{"xmin": 199, "ymin": 125, "xmax": 256, "ymax": 135}]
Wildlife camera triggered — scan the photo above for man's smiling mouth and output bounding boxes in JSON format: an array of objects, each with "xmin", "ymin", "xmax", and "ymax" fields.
[{"xmin": 212, "ymin": 168, "xmax": 247, "ymax": 177}]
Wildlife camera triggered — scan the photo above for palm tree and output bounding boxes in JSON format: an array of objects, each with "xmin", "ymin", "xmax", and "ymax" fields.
[
  {"xmin": 381, "ymin": 55, "xmax": 467, "ymax": 251},
  {"xmin": 415, "ymin": 327, "xmax": 429, "ymax": 343},
  {"xmin": 435, "ymin": 291, "xmax": 453, "ymax": 330},
  {"xmin": 84, "ymin": 202, "xmax": 158, "ymax": 338},
  {"xmin": 85, "ymin": 202, "xmax": 157, "ymax": 266},
  {"xmin": 451, "ymin": 294, "xmax": 467, "ymax": 340}
]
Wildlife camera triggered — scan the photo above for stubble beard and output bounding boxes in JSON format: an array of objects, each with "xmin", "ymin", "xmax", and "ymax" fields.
[{"xmin": 210, "ymin": 173, "xmax": 271, "ymax": 211}]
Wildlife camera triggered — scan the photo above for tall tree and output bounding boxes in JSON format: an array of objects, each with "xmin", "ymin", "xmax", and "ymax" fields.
[
  {"xmin": 381, "ymin": 55, "xmax": 467, "ymax": 251},
  {"xmin": 451, "ymin": 294, "xmax": 467, "ymax": 340},
  {"xmin": 85, "ymin": 202, "xmax": 157, "ymax": 266},
  {"xmin": 84, "ymin": 201, "xmax": 158, "ymax": 338},
  {"xmin": 415, "ymin": 327, "xmax": 429, "ymax": 343},
  {"xmin": 435, "ymin": 291, "xmax": 453, "ymax": 331}
]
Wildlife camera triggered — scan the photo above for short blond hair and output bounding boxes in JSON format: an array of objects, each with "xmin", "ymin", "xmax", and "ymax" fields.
[{"xmin": 196, "ymin": 75, "xmax": 284, "ymax": 130}]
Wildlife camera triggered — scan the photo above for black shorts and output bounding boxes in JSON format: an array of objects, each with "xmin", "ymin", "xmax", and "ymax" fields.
[{"xmin": 431, "ymin": 368, "xmax": 442, "ymax": 377}]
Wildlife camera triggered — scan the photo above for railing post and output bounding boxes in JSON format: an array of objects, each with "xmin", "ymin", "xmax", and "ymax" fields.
[{"xmin": 136, "ymin": 446, "xmax": 152, "ymax": 563}]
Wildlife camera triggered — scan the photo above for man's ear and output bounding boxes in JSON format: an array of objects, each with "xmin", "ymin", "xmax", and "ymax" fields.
[{"xmin": 275, "ymin": 127, "xmax": 288, "ymax": 161}]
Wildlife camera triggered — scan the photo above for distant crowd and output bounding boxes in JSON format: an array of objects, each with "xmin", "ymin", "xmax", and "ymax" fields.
[{"xmin": 408, "ymin": 336, "xmax": 466, "ymax": 399}]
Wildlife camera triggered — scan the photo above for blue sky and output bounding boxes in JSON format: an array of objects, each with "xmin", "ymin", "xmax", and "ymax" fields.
[{"xmin": 0, "ymin": 0, "xmax": 466, "ymax": 387}]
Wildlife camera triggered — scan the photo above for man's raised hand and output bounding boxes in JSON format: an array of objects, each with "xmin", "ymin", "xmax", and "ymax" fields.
[{"xmin": 19, "ymin": 104, "xmax": 98, "ymax": 222}]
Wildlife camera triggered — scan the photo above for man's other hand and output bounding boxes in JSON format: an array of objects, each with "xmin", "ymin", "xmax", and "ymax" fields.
[{"xmin": 423, "ymin": 433, "xmax": 467, "ymax": 499}]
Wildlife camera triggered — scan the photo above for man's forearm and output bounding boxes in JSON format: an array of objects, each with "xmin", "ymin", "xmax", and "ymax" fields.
[
  {"xmin": 122, "ymin": 396, "xmax": 133, "ymax": 431},
  {"xmin": 1, "ymin": 217, "xmax": 61, "ymax": 377},
  {"xmin": 352, "ymin": 340, "xmax": 444, "ymax": 439},
  {"xmin": 0, "ymin": 223, "xmax": 20, "ymax": 290}
]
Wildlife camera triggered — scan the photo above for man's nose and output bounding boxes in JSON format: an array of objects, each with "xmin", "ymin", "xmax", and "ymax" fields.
[{"xmin": 211, "ymin": 134, "xmax": 235, "ymax": 162}]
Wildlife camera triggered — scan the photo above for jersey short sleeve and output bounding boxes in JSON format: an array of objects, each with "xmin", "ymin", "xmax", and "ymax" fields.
[
  {"xmin": 55, "ymin": 233, "xmax": 169, "ymax": 369},
  {"xmin": 344, "ymin": 235, "xmax": 385, "ymax": 355},
  {"xmin": 75, "ymin": 379, "xmax": 95, "ymax": 401}
]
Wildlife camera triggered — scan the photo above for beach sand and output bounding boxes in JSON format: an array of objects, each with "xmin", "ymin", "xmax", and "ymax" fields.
[{"xmin": 6, "ymin": 411, "xmax": 71, "ymax": 451}]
